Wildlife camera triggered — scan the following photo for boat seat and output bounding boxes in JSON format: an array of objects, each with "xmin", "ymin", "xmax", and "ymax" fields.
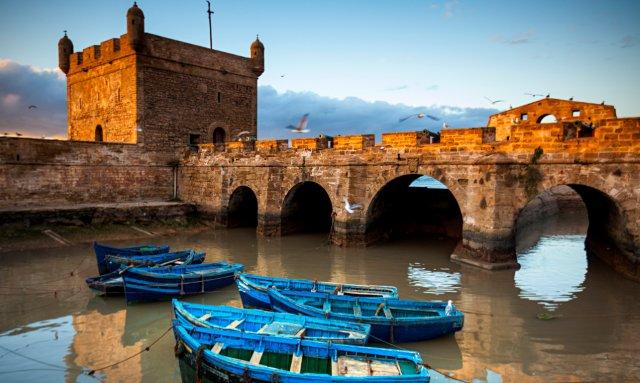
[
  {"xmin": 256, "ymin": 324, "xmax": 268, "ymax": 334},
  {"xmin": 249, "ymin": 349, "xmax": 264, "ymax": 365},
  {"xmin": 199, "ymin": 313, "xmax": 212, "ymax": 321},
  {"xmin": 211, "ymin": 342, "xmax": 224, "ymax": 354},
  {"xmin": 331, "ymin": 359, "xmax": 339, "ymax": 376},
  {"xmin": 383, "ymin": 307, "xmax": 393, "ymax": 319},
  {"xmin": 337, "ymin": 356, "xmax": 401, "ymax": 377},
  {"xmin": 294, "ymin": 328, "xmax": 306, "ymax": 337},
  {"xmin": 353, "ymin": 305, "xmax": 362, "ymax": 317},
  {"xmin": 290, "ymin": 353, "xmax": 303, "ymax": 373},
  {"xmin": 225, "ymin": 319, "xmax": 244, "ymax": 329}
]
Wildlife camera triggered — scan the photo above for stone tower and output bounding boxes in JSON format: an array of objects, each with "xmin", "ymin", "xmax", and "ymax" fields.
[{"xmin": 60, "ymin": 3, "xmax": 264, "ymax": 150}]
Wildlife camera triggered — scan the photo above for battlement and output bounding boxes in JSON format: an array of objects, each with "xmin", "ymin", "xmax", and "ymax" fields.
[{"xmin": 69, "ymin": 35, "xmax": 132, "ymax": 74}]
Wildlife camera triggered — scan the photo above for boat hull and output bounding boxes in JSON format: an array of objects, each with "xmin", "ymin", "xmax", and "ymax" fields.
[{"xmin": 94, "ymin": 242, "xmax": 171, "ymax": 275}]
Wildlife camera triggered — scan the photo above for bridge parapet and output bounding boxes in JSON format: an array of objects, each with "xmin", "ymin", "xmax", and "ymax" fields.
[{"xmin": 333, "ymin": 134, "xmax": 375, "ymax": 150}]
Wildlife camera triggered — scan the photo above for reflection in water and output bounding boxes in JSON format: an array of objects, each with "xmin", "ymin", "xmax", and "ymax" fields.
[
  {"xmin": 1, "ymin": 222, "xmax": 640, "ymax": 382},
  {"xmin": 408, "ymin": 264, "xmax": 461, "ymax": 295},
  {"xmin": 515, "ymin": 235, "xmax": 587, "ymax": 310}
]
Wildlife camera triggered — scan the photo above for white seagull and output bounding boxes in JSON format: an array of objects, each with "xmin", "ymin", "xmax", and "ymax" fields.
[
  {"xmin": 399, "ymin": 113, "xmax": 440, "ymax": 123},
  {"xmin": 343, "ymin": 197, "xmax": 363, "ymax": 214},
  {"xmin": 286, "ymin": 113, "xmax": 310, "ymax": 133}
]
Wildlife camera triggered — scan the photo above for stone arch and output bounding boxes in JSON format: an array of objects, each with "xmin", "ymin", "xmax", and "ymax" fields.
[
  {"xmin": 227, "ymin": 186, "xmax": 258, "ymax": 228},
  {"xmin": 365, "ymin": 173, "xmax": 463, "ymax": 245},
  {"xmin": 537, "ymin": 114, "xmax": 557, "ymax": 124},
  {"xmin": 281, "ymin": 181, "xmax": 333, "ymax": 235},
  {"xmin": 213, "ymin": 127, "xmax": 226, "ymax": 144},
  {"xmin": 95, "ymin": 125, "xmax": 103, "ymax": 142}
]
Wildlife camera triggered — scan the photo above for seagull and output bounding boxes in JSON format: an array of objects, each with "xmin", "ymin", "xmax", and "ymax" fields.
[
  {"xmin": 442, "ymin": 122, "xmax": 449, "ymax": 129},
  {"xmin": 280, "ymin": 74, "xmax": 285, "ymax": 78},
  {"xmin": 2, "ymin": 132, "xmax": 8, "ymax": 136},
  {"xmin": 569, "ymin": 97, "xmax": 574, "ymax": 101},
  {"xmin": 525, "ymin": 92, "xmax": 545, "ymax": 98},
  {"xmin": 484, "ymin": 97, "xmax": 504, "ymax": 105},
  {"xmin": 15, "ymin": 132, "xmax": 22, "ymax": 137},
  {"xmin": 28, "ymin": 105, "xmax": 37, "ymax": 109},
  {"xmin": 343, "ymin": 197, "xmax": 363, "ymax": 214},
  {"xmin": 235, "ymin": 131, "xmax": 252, "ymax": 140},
  {"xmin": 399, "ymin": 113, "xmax": 440, "ymax": 123},
  {"xmin": 601, "ymin": 101, "xmax": 605, "ymax": 105},
  {"xmin": 286, "ymin": 113, "xmax": 310, "ymax": 133}
]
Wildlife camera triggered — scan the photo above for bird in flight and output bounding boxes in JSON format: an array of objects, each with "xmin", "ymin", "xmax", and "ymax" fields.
[
  {"xmin": 343, "ymin": 197, "xmax": 363, "ymax": 214},
  {"xmin": 484, "ymin": 97, "xmax": 504, "ymax": 105},
  {"xmin": 524, "ymin": 92, "xmax": 545, "ymax": 98},
  {"xmin": 28, "ymin": 105, "xmax": 37, "ymax": 109},
  {"xmin": 286, "ymin": 113, "xmax": 310, "ymax": 133},
  {"xmin": 399, "ymin": 113, "xmax": 440, "ymax": 123},
  {"xmin": 15, "ymin": 132, "xmax": 22, "ymax": 137}
]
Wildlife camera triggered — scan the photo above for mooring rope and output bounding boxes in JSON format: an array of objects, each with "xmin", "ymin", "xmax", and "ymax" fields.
[
  {"xmin": 367, "ymin": 334, "xmax": 470, "ymax": 383},
  {"xmin": 86, "ymin": 325, "xmax": 173, "ymax": 376}
]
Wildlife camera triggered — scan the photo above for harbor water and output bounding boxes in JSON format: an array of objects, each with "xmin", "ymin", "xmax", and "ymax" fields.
[{"xmin": 1, "ymin": 210, "xmax": 639, "ymax": 382}]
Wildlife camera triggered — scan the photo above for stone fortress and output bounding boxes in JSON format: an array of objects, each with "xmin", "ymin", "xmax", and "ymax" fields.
[{"xmin": 1, "ymin": 3, "xmax": 639, "ymax": 281}]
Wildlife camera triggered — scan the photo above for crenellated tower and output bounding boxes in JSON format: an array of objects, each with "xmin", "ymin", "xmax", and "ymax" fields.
[{"xmin": 60, "ymin": 2, "xmax": 264, "ymax": 150}]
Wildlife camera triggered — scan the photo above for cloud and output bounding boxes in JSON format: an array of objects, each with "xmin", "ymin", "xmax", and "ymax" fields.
[
  {"xmin": 620, "ymin": 35, "xmax": 638, "ymax": 48},
  {"xmin": 492, "ymin": 31, "xmax": 535, "ymax": 45},
  {"xmin": 258, "ymin": 86, "xmax": 497, "ymax": 140},
  {"xmin": 0, "ymin": 59, "xmax": 498, "ymax": 142},
  {"xmin": 0, "ymin": 59, "xmax": 66, "ymax": 138}
]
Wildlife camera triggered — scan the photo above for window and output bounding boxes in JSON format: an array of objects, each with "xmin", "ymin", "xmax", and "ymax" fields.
[
  {"xmin": 217, "ymin": 92, "xmax": 221, "ymax": 103},
  {"xmin": 572, "ymin": 110, "xmax": 581, "ymax": 117},
  {"xmin": 537, "ymin": 114, "xmax": 558, "ymax": 124},
  {"xmin": 213, "ymin": 128, "xmax": 226, "ymax": 144},
  {"xmin": 520, "ymin": 113, "xmax": 528, "ymax": 121},
  {"xmin": 95, "ymin": 125, "xmax": 103, "ymax": 142},
  {"xmin": 189, "ymin": 133, "xmax": 201, "ymax": 147}
]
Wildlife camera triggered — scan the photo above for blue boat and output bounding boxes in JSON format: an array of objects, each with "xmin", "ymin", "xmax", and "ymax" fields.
[
  {"xmin": 173, "ymin": 321, "xmax": 430, "ymax": 383},
  {"xmin": 122, "ymin": 262, "xmax": 244, "ymax": 303},
  {"xmin": 236, "ymin": 274, "xmax": 399, "ymax": 310},
  {"xmin": 86, "ymin": 251, "xmax": 206, "ymax": 296},
  {"xmin": 94, "ymin": 241, "xmax": 170, "ymax": 275},
  {"xmin": 267, "ymin": 289, "xmax": 464, "ymax": 343},
  {"xmin": 173, "ymin": 299, "xmax": 371, "ymax": 344}
]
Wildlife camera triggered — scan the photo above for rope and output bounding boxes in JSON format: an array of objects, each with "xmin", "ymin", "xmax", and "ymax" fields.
[
  {"xmin": 367, "ymin": 334, "xmax": 470, "ymax": 383},
  {"xmin": 86, "ymin": 325, "xmax": 173, "ymax": 376}
]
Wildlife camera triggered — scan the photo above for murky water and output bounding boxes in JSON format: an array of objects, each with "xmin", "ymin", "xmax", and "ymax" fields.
[{"xmin": 1, "ymin": 210, "xmax": 640, "ymax": 382}]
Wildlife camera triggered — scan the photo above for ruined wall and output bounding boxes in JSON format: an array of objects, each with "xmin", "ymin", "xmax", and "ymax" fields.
[
  {"xmin": 0, "ymin": 138, "xmax": 174, "ymax": 209},
  {"xmin": 488, "ymin": 98, "xmax": 617, "ymax": 141},
  {"xmin": 137, "ymin": 34, "xmax": 258, "ymax": 151},
  {"xmin": 67, "ymin": 37, "xmax": 138, "ymax": 143}
]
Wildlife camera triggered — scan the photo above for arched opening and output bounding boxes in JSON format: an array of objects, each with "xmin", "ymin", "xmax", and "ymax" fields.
[
  {"xmin": 537, "ymin": 114, "xmax": 558, "ymax": 124},
  {"xmin": 515, "ymin": 184, "xmax": 634, "ymax": 308},
  {"xmin": 281, "ymin": 181, "xmax": 332, "ymax": 235},
  {"xmin": 213, "ymin": 128, "xmax": 226, "ymax": 144},
  {"xmin": 365, "ymin": 174, "xmax": 462, "ymax": 245},
  {"xmin": 95, "ymin": 125, "xmax": 103, "ymax": 142},
  {"xmin": 227, "ymin": 186, "xmax": 258, "ymax": 228}
]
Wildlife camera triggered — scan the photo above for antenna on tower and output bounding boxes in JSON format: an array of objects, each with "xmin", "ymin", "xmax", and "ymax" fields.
[{"xmin": 206, "ymin": 1, "xmax": 214, "ymax": 49}]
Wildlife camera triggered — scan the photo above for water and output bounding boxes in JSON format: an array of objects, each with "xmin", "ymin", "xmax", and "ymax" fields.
[{"xmin": 1, "ymin": 211, "xmax": 640, "ymax": 382}]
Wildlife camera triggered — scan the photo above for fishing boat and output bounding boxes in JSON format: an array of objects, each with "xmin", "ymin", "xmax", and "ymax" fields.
[
  {"xmin": 173, "ymin": 321, "xmax": 430, "ymax": 383},
  {"xmin": 173, "ymin": 299, "xmax": 371, "ymax": 344},
  {"xmin": 94, "ymin": 241, "xmax": 170, "ymax": 275},
  {"xmin": 86, "ymin": 251, "xmax": 206, "ymax": 296},
  {"xmin": 123, "ymin": 262, "xmax": 244, "ymax": 303},
  {"xmin": 236, "ymin": 273, "xmax": 399, "ymax": 310},
  {"xmin": 267, "ymin": 289, "xmax": 464, "ymax": 343}
]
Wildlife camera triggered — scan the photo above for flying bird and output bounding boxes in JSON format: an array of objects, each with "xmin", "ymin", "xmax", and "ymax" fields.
[
  {"xmin": 343, "ymin": 197, "xmax": 363, "ymax": 214},
  {"xmin": 28, "ymin": 105, "xmax": 37, "ymax": 109},
  {"xmin": 525, "ymin": 92, "xmax": 545, "ymax": 98},
  {"xmin": 399, "ymin": 113, "xmax": 440, "ymax": 123},
  {"xmin": 484, "ymin": 97, "xmax": 504, "ymax": 105},
  {"xmin": 235, "ymin": 131, "xmax": 252, "ymax": 140},
  {"xmin": 15, "ymin": 132, "xmax": 22, "ymax": 137},
  {"xmin": 286, "ymin": 113, "xmax": 310, "ymax": 133}
]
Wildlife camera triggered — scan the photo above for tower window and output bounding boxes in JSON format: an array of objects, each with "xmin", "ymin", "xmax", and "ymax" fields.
[
  {"xmin": 95, "ymin": 125, "xmax": 103, "ymax": 142},
  {"xmin": 189, "ymin": 133, "xmax": 201, "ymax": 148},
  {"xmin": 520, "ymin": 113, "xmax": 529, "ymax": 121},
  {"xmin": 217, "ymin": 92, "xmax": 222, "ymax": 103}
]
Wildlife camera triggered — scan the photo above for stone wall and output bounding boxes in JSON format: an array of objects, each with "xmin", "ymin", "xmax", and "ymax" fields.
[{"xmin": 0, "ymin": 137, "xmax": 174, "ymax": 209}]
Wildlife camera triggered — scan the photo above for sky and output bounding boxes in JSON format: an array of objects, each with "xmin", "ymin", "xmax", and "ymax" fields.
[{"xmin": 1, "ymin": 0, "xmax": 639, "ymax": 138}]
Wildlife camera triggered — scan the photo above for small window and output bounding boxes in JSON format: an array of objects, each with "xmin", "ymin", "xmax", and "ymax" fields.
[
  {"xmin": 572, "ymin": 110, "xmax": 581, "ymax": 117},
  {"xmin": 217, "ymin": 92, "xmax": 221, "ymax": 103},
  {"xmin": 213, "ymin": 128, "xmax": 226, "ymax": 144},
  {"xmin": 520, "ymin": 113, "xmax": 528, "ymax": 121},
  {"xmin": 189, "ymin": 133, "xmax": 201, "ymax": 147},
  {"xmin": 95, "ymin": 125, "xmax": 103, "ymax": 142}
]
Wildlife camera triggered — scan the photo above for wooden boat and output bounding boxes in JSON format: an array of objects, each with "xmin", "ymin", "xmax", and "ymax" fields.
[
  {"xmin": 85, "ymin": 251, "xmax": 206, "ymax": 296},
  {"xmin": 267, "ymin": 289, "xmax": 464, "ymax": 343},
  {"xmin": 94, "ymin": 241, "xmax": 170, "ymax": 275},
  {"xmin": 236, "ymin": 273, "xmax": 399, "ymax": 310},
  {"xmin": 173, "ymin": 321, "xmax": 430, "ymax": 383},
  {"xmin": 122, "ymin": 262, "xmax": 244, "ymax": 303},
  {"xmin": 173, "ymin": 299, "xmax": 371, "ymax": 344}
]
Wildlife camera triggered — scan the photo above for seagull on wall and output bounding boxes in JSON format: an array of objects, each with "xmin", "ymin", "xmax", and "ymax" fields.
[
  {"xmin": 399, "ymin": 113, "xmax": 440, "ymax": 123},
  {"xmin": 343, "ymin": 198, "xmax": 363, "ymax": 214},
  {"xmin": 286, "ymin": 113, "xmax": 310, "ymax": 133},
  {"xmin": 484, "ymin": 97, "xmax": 504, "ymax": 105}
]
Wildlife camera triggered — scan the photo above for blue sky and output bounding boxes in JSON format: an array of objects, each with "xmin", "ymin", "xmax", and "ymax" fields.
[{"xmin": 1, "ymin": 1, "xmax": 639, "ymax": 137}]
